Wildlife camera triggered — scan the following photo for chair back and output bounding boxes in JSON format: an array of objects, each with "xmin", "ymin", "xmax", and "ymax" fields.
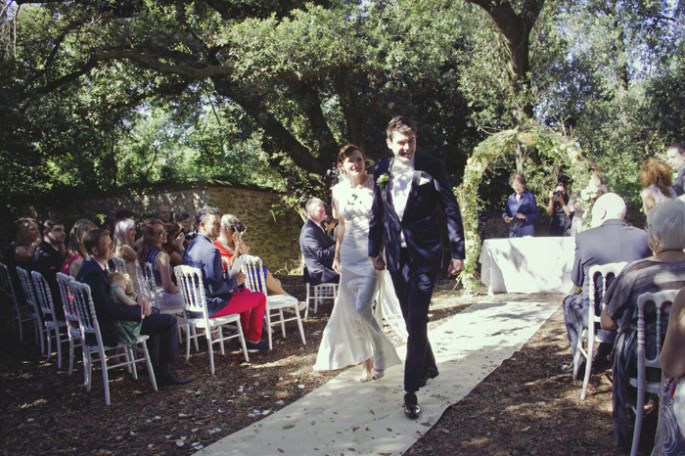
[
  {"xmin": 588, "ymin": 262, "xmax": 627, "ymax": 318},
  {"xmin": 31, "ymin": 271, "xmax": 58, "ymax": 323},
  {"xmin": 637, "ymin": 290, "xmax": 677, "ymax": 373},
  {"xmin": 174, "ymin": 265, "xmax": 209, "ymax": 318},
  {"xmin": 134, "ymin": 261, "xmax": 155, "ymax": 306},
  {"xmin": 0, "ymin": 262, "xmax": 18, "ymax": 305},
  {"xmin": 56, "ymin": 272, "xmax": 80, "ymax": 329},
  {"xmin": 241, "ymin": 255, "xmax": 267, "ymax": 295},
  {"xmin": 16, "ymin": 267, "xmax": 41, "ymax": 318},
  {"xmin": 68, "ymin": 280, "xmax": 105, "ymax": 347},
  {"xmin": 142, "ymin": 262, "xmax": 161, "ymax": 308},
  {"xmin": 110, "ymin": 257, "xmax": 126, "ymax": 274}
]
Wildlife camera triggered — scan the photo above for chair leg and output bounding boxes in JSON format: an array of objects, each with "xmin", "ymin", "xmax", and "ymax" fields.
[
  {"xmin": 630, "ymin": 390, "xmax": 645, "ymax": 456},
  {"xmin": 236, "ymin": 321, "xmax": 249, "ymax": 363},
  {"xmin": 279, "ymin": 309, "xmax": 287, "ymax": 338},
  {"xmin": 83, "ymin": 349, "xmax": 92, "ymax": 392},
  {"xmin": 14, "ymin": 305, "xmax": 24, "ymax": 341},
  {"xmin": 295, "ymin": 308, "xmax": 306, "ymax": 346},
  {"xmin": 141, "ymin": 342, "xmax": 158, "ymax": 392},
  {"xmin": 68, "ymin": 337, "xmax": 75, "ymax": 375},
  {"xmin": 45, "ymin": 326, "xmax": 53, "ymax": 361},
  {"xmin": 206, "ymin": 328, "xmax": 216, "ymax": 375},
  {"xmin": 581, "ymin": 327, "xmax": 595, "ymax": 400},
  {"xmin": 266, "ymin": 308, "xmax": 273, "ymax": 350},
  {"xmin": 55, "ymin": 327, "xmax": 63, "ymax": 369},
  {"xmin": 304, "ymin": 284, "xmax": 311, "ymax": 320},
  {"xmin": 185, "ymin": 323, "xmax": 192, "ymax": 363},
  {"xmin": 99, "ymin": 348, "xmax": 111, "ymax": 406}
]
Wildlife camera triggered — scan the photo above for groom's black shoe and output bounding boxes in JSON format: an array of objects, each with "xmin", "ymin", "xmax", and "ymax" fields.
[
  {"xmin": 419, "ymin": 366, "xmax": 439, "ymax": 388},
  {"xmin": 404, "ymin": 392, "xmax": 421, "ymax": 419}
]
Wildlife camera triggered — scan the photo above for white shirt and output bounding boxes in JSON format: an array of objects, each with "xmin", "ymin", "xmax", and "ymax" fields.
[{"xmin": 389, "ymin": 157, "xmax": 415, "ymax": 247}]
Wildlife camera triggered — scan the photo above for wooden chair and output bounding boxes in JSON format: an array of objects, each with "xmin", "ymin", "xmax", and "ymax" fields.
[
  {"xmin": 575, "ymin": 261, "xmax": 627, "ymax": 399},
  {"xmin": 242, "ymin": 255, "xmax": 305, "ymax": 350},
  {"xmin": 628, "ymin": 289, "xmax": 677, "ymax": 456},
  {"xmin": 174, "ymin": 265, "xmax": 249, "ymax": 374},
  {"xmin": 67, "ymin": 279, "xmax": 157, "ymax": 405}
]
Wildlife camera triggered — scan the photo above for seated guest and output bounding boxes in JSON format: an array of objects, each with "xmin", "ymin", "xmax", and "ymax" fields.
[
  {"xmin": 502, "ymin": 173, "xmax": 538, "ymax": 237},
  {"xmin": 651, "ymin": 287, "xmax": 685, "ymax": 455},
  {"xmin": 5, "ymin": 217, "xmax": 41, "ymax": 305},
  {"xmin": 62, "ymin": 219, "xmax": 97, "ymax": 278},
  {"xmin": 600, "ymin": 199, "xmax": 685, "ymax": 447},
  {"xmin": 112, "ymin": 218, "xmax": 139, "ymax": 288},
  {"xmin": 176, "ymin": 212, "xmax": 194, "ymax": 248},
  {"xmin": 639, "ymin": 158, "xmax": 675, "ymax": 214},
  {"xmin": 563, "ymin": 193, "xmax": 651, "ymax": 378},
  {"xmin": 33, "ymin": 218, "xmax": 67, "ymax": 318},
  {"xmin": 215, "ymin": 213, "xmax": 295, "ymax": 297},
  {"xmin": 137, "ymin": 218, "xmax": 183, "ymax": 314},
  {"xmin": 299, "ymin": 198, "xmax": 339, "ymax": 285},
  {"xmin": 182, "ymin": 207, "xmax": 268, "ymax": 352},
  {"xmin": 157, "ymin": 205, "xmax": 172, "ymax": 224},
  {"xmin": 77, "ymin": 229, "xmax": 191, "ymax": 386},
  {"xmin": 162, "ymin": 222, "xmax": 184, "ymax": 269}
]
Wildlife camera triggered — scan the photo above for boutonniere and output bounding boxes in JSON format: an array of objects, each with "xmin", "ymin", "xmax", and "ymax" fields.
[{"xmin": 376, "ymin": 174, "xmax": 389, "ymax": 187}]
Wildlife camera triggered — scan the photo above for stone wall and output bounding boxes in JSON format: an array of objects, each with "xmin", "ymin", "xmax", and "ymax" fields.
[{"xmin": 83, "ymin": 185, "xmax": 304, "ymax": 272}]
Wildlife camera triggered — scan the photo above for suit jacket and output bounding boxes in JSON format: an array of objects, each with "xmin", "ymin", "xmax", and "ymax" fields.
[
  {"xmin": 571, "ymin": 218, "xmax": 651, "ymax": 307},
  {"xmin": 672, "ymin": 165, "xmax": 685, "ymax": 197},
  {"xmin": 76, "ymin": 258, "xmax": 141, "ymax": 346},
  {"xmin": 299, "ymin": 218, "xmax": 337, "ymax": 286},
  {"xmin": 368, "ymin": 153, "xmax": 465, "ymax": 274},
  {"xmin": 181, "ymin": 233, "xmax": 238, "ymax": 315}
]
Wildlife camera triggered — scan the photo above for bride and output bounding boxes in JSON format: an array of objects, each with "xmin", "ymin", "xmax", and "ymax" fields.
[{"xmin": 313, "ymin": 144, "xmax": 401, "ymax": 382}]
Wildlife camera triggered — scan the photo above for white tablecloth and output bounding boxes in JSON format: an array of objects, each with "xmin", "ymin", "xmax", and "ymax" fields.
[{"xmin": 478, "ymin": 237, "xmax": 576, "ymax": 294}]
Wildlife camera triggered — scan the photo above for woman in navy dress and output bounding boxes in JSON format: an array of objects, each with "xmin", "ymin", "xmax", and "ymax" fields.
[{"xmin": 502, "ymin": 173, "xmax": 539, "ymax": 237}]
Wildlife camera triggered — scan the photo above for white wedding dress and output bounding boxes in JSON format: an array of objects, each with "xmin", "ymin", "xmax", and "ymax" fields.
[{"xmin": 313, "ymin": 176, "xmax": 402, "ymax": 371}]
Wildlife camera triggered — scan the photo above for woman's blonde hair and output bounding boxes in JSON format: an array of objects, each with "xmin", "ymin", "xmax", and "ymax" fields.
[
  {"xmin": 15, "ymin": 217, "xmax": 38, "ymax": 245},
  {"xmin": 66, "ymin": 219, "xmax": 97, "ymax": 258}
]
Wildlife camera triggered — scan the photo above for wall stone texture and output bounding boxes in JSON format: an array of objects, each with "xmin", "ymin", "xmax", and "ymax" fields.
[{"xmin": 83, "ymin": 186, "xmax": 304, "ymax": 273}]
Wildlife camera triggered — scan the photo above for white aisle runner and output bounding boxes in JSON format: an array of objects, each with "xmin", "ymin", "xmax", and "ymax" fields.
[{"xmin": 196, "ymin": 300, "xmax": 560, "ymax": 456}]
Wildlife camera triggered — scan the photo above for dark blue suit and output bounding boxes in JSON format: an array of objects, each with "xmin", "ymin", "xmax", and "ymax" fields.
[
  {"xmin": 369, "ymin": 153, "xmax": 465, "ymax": 393},
  {"xmin": 563, "ymin": 219, "xmax": 651, "ymax": 356},
  {"xmin": 77, "ymin": 258, "xmax": 178, "ymax": 375},
  {"xmin": 181, "ymin": 233, "xmax": 240, "ymax": 316},
  {"xmin": 299, "ymin": 219, "xmax": 338, "ymax": 286}
]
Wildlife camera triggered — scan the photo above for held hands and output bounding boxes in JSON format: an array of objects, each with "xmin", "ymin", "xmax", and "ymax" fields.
[
  {"xmin": 448, "ymin": 258, "xmax": 465, "ymax": 276},
  {"xmin": 372, "ymin": 254, "xmax": 386, "ymax": 271}
]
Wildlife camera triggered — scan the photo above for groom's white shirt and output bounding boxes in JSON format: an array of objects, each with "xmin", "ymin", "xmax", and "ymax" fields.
[{"xmin": 389, "ymin": 156, "xmax": 415, "ymax": 247}]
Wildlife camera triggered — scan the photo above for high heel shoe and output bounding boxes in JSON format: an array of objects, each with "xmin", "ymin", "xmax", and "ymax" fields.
[{"xmin": 371, "ymin": 369, "xmax": 384, "ymax": 381}]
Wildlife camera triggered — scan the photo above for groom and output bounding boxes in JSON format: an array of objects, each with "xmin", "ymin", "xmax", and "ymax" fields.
[{"xmin": 369, "ymin": 116, "xmax": 465, "ymax": 419}]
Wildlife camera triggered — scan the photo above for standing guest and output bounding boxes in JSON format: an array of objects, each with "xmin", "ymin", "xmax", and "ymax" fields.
[
  {"xmin": 299, "ymin": 198, "xmax": 339, "ymax": 286},
  {"xmin": 601, "ymin": 199, "xmax": 685, "ymax": 447},
  {"xmin": 77, "ymin": 229, "xmax": 191, "ymax": 386},
  {"xmin": 547, "ymin": 182, "xmax": 573, "ymax": 236},
  {"xmin": 62, "ymin": 219, "xmax": 97, "ymax": 278},
  {"xmin": 502, "ymin": 173, "xmax": 538, "ymax": 237},
  {"xmin": 162, "ymin": 223, "xmax": 184, "ymax": 269},
  {"xmin": 652, "ymin": 287, "xmax": 685, "ymax": 455},
  {"xmin": 666, "ymin": 143, "xmax": 685, "ymax": 197},
  {"xmin": 562, "ymin": 193, "xmax": 651, "ymax": 378},
  {"xmin": 102, "ymin": 214, "xmax": 116, "ymax": 232},
  {"xmin": 33, "ymin": 218, "xmax": 67, "ymax": 318},
  {"xmin": 639, "ymin": 157, "xmax": 675, "ymax": 214},
  {"xmin": 137, "ymin": 218, "xmax": 183, "ymax": 314},
  {"xmin": 182, "ymin": 207, "xmax": 268, "ymax": 352},
  {"xmin": 156, "ymin": 205, "xmax": 172, "ymax": 223},
  {"xmin": 314, "ymin": 144, "xmax": 401, "ymax": 381},
  {"xmin": 369, "ymin": 116, "xmax": 465, "ymax": 419},
  {"xmin": 215, "ymin": 214, "xmax": 294, "ymax": 297}
]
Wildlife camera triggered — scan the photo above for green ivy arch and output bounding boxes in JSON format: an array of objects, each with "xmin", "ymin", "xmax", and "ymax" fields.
[{"xmin": 455, "ymin": 124, "xmax": 602, "ymax": 294}]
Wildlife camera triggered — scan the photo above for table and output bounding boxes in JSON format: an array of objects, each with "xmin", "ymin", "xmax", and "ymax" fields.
[{"xmin": 479, "ymin": 237, "xmax": 576, "ymax": 294}]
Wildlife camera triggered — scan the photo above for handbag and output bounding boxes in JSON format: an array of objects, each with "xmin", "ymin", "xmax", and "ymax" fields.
[{"xmin": 506, "ymin": 217, "xmax": 524, "ymax": 233}]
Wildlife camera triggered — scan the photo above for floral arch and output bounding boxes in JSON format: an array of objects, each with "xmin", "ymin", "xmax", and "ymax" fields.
[{"xmin": 455, "ymin": 124, "xmax": 602, "ymax": 294}]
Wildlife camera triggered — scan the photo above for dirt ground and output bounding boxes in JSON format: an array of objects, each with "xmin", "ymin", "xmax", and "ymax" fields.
[{"xmin": 0, "ymin": 275, "xmax": 652, "ymax": 456}]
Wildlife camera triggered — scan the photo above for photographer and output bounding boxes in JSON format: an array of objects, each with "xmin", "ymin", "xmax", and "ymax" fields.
[
  {"xmin": 547, "ymin": 182, "xmax": 573, "ymax": 236},
  {"xmin": 214, "ymin": 213, "xmax": 296, "ymax": 297}
]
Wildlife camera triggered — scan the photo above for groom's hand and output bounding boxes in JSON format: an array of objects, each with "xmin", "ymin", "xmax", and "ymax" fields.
[
  {"xmin": 447, "ymin": 258, "xmax": 464, "ymax": 276},
  {"xmin": 371, "ymin": 255, "xmax": 386, "ymax": 271}
]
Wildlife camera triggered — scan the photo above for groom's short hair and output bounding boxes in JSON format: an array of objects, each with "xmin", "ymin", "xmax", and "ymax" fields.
[{"xmin": 386, "ymin": 116, "xmax": 416, "ymax": 139}]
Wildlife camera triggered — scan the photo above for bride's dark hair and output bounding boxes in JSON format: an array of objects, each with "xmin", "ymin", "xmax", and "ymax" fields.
[{"xmin": 337, "ymin": 144, "xmax": 366, "ymax": 172}]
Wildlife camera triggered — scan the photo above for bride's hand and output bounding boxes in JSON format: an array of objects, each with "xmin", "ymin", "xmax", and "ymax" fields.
[{"xmin": 333, "ymin": 256, "xmax": 341, "ymax": 274}]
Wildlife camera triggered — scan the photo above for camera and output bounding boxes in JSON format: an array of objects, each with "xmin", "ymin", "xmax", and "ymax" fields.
[
  {"xmin": 231, "ymin": 221, "xmax": 246, "ymax": 233},
  {"xmin": 552, "ymin": 190, "xmax": 563, "ymax": 198},
  {"xmin": 182, "ymin": 229, "xmax": 196, "ymax": 241}
]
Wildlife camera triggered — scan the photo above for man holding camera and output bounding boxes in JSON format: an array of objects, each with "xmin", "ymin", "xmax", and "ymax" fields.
[
  {"xmin": 182, "ymin": 206, "xmax": 269, "ymax": 352},
  {"xmin": 547, "ymin": 182, "xmax": 574, "ymax": 236}
]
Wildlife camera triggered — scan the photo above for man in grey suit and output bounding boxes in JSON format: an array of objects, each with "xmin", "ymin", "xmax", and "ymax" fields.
[
  {"xmin": 666, "ymin": 143, "xmax": 685, "ymax": 196},
  {"xmin": 299, "ymin": 198, "xmax": 339, "ymax": 286},
  {"xmin": 563, "ymin": 193, "xmax": 651, "ymax": 378}
]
